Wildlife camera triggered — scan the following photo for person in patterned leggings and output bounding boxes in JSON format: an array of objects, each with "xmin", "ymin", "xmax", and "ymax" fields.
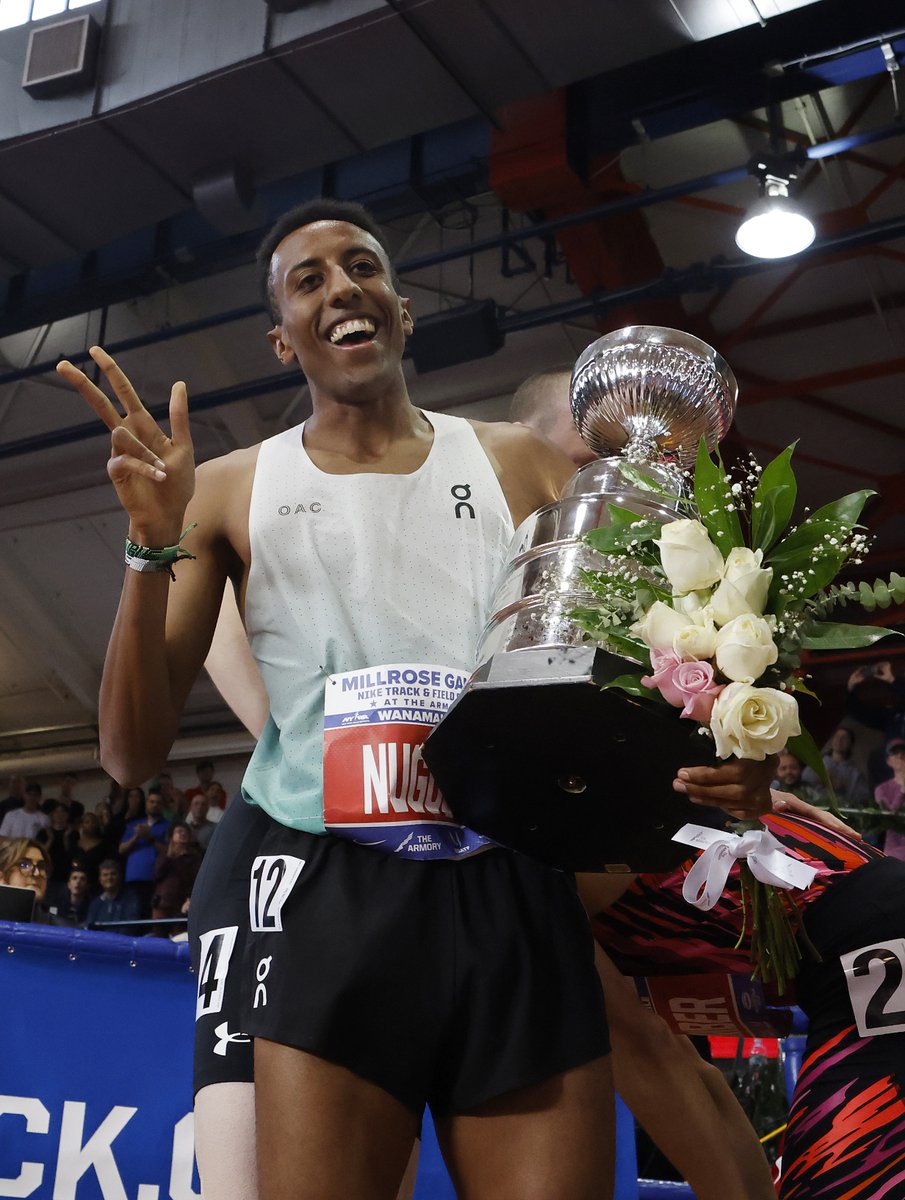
[{"xmin": 585, "ymin": 809, "xmax": 905, "ymax": 1199}]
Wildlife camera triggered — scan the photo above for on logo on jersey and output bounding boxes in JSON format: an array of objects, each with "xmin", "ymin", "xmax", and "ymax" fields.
[{"xmin": 249, "ymin": 855, "xmax": 306, "ymax": 932}]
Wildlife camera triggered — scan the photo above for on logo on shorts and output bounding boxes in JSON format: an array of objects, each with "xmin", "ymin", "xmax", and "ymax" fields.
[{"xmin": 249, "ymin": 855, "xmax": 306, "ymax": 932}]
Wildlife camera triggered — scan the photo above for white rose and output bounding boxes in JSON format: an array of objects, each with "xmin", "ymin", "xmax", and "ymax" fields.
[
  {"xmin": 674, "ymin": 619, "xmax": 717, "ymax": 661},
  {"xmin": 711, "ymin": 547, "xmax": 773, "ymax": 627},
  {"xmin": 709, "ymin": 682, "xmax": 800, "ymax": 760},
  {"xmin": 631, "ymin": 600, "xmax": 691, "ymax": 652},
  {"xmin": 654, "ymin": 520, "xmax": 725, "ymax": 595},
  {"xmin": 714, "ymin": 614, "xmax": 779, "ymax": 683}
]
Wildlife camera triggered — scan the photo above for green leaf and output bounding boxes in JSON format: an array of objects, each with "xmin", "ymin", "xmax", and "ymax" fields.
[
  {"xmin": 786, "ymin": 725, "xmax": 841, "ymax": 816},
  {"xmin": 787, "ymin": 675, "xmax": 820, "ymax": 701},
  {"xmin": 585, "ymin": 509, "xmax": 664, "ymax": 555},
  {"xmin": 800, "ymin": 622, "xmax": 903, "ymax": 650},
  {"xmin": 617, "ymin": 461, "xmax": 676, "ymax": 499},
  {"xmin": 693, "ymin": 438, "xmax": 743, "ymax": 555},
  {"xmin": 600, "ymin": 673, "xmax": 665, "ymax": 701},
  {"xmin": 767, "ymin": 490, "xmax": 875, "ymax": 604},
  {"xmin": 751, "ymin": 444, "xmax": 797, "ymax": 551},
  {"xmin": 598, "ymin": 629, "xmax": 652, "ymax": 669},
  {"xmin": 808, "ymin": 489, "xmax": 875, "ymax": 528}
]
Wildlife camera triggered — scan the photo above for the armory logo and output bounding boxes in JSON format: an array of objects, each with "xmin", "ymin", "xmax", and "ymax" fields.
[
  {"xmin": 277, "ymin": 502, "xmax": 322, "ymax": 515},
  {"xmin": 451, "ymin": 484, "xmax": 474, "ymax": 519}
]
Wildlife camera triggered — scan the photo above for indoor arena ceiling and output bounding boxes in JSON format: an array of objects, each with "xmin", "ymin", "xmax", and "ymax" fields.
[{"xmin": 1, "ymin": 0, "xmax": 904, "ymax": 772}]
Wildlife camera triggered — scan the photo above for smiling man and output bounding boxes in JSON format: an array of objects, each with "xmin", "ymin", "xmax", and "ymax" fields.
[{"xmin": 58, "ymin": 198, "xmax": 774, "ymax": 1200}]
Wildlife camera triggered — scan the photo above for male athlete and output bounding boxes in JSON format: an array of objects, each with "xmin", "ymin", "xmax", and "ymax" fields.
[{"xmin": 59, "ymin": 198, "xmax": 774, "ymax": 1200}]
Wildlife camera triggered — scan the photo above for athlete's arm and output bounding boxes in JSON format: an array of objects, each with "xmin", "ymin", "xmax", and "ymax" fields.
[
  {"xmin": 470, "ymin": 419, "xmax": 576, "ymax": 525},
  {"xmin": 56, "ymin": 347, "xmax": 239, "ymax": 784}
]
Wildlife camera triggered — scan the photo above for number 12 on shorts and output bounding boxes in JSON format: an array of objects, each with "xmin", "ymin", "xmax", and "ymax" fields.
[
  {"xmin": 841, "ymin": 938, "xmax": 905, "ymax": 1038},
  {"xmin": 249, "ymin": 855, "xmax": 306, "ymax": 932}
]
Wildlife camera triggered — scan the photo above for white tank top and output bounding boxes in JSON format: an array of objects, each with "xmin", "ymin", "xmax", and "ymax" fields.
[{"xmin": 241, "ymin": 411, "xmax": 514, "ymax": 832}]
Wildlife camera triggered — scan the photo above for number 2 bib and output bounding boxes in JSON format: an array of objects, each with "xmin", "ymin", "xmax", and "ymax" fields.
[{"xmin": 322, "ymin": 662, "xmax": 493, "ymax": 860}]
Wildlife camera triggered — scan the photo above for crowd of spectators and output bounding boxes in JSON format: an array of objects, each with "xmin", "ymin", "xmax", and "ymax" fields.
[
  {"xmin": 0, "ymin": 759, "xmax": 229, "ymax": 935},
  {"xmin": 770, "ymin": 658, "xmax": 905, "ymax": 858}
]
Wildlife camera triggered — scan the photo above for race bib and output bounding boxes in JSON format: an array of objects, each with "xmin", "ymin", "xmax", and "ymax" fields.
[
  {"xmin": 323, "ymin": 663, "xmax": 493, "ymax": 860},
  {"xmin": 841, "ymin": 938, "xmax": 905, "ymax": 1038}
]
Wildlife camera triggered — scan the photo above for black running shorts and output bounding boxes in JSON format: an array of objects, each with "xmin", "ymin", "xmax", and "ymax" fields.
[
  {"xmin": 242, "ymin": 815, "xmax": 610, "ymax": 1115},
  {"xmin": 189, "ymin": 798, "xmax": 272, "ymax": 1094}
]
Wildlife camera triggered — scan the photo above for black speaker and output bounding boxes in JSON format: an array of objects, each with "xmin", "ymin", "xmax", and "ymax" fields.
[
  {"xmin": 409, "ymin": 301, "xmax": 504, "ymax": 374},
  {"xmin": 22, "ymin": 13, "xmax": 100, "ymax": 99}
]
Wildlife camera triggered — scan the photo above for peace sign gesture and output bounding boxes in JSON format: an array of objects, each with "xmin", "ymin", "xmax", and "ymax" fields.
[{"xmin": 57, "ymin": 346, "xmax": 195, "ymax": 543}]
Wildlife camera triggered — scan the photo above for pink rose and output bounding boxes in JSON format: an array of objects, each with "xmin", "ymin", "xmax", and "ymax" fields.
[
  {"xmin": 642, "ymin": 649, "xmax": 724, "ymax": 723},
  {"xmin": 673, "ymin": 659, "xmax": 724, "ymax": 723},
  {"xmin": 641, "ymin": 648, "xmax": 686, "ymax": 708}
]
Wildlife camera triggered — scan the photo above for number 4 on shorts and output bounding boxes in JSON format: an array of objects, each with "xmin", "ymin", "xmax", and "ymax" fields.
[{"xmin": 841, "ymin": 938, "xmax": 905, "ymax": 1038}]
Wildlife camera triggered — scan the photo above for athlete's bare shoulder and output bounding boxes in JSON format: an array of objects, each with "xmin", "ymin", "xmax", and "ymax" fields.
[
  {"xmin": 468, "ymin": 418, "xmax": 575, "ymax": 523},
  {"xmin": 191, "ymin": 442, "xmax": 263, "ymax": 565}
]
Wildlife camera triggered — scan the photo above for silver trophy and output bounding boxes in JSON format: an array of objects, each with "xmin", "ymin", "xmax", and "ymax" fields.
[{"xmin": 423, "ymin": 327, "xmax": 739, "ymax": 873}]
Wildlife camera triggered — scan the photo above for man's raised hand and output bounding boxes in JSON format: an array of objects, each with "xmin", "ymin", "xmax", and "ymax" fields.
[{"xmin": 56, "ymin": 346, "xmax": 195, "ymax": 544}]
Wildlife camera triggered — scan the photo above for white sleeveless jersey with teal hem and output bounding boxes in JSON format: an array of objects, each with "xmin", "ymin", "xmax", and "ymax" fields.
[{"xmin": 241, "ymin": 411, "xmax": 514, "ymax": 835}]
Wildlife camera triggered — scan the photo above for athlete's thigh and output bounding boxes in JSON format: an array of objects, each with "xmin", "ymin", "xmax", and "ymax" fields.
[
  {"xmin": 254, "ymin": 1038, "xmax": 420, "ymax": 1200},
  {"xmin": 436, "ymin": 1055, "xmax": 615, "ymax": 1200}
]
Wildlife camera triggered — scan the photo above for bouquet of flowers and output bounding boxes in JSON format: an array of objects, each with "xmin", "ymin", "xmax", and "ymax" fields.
[{"xmin": 572, "ymin": 440, "xmax": 903, "ymax": 987}]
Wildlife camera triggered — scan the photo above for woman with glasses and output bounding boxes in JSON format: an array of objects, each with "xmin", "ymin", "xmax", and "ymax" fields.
[{"xmin": 0, "ymin": 837, "xmax": 51, "ymax": 919}]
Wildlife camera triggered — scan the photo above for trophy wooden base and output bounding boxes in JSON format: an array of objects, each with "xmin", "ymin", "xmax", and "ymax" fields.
[{"xmin": 422, "ymin": 646, "xmax": 727, "ymax": 873}]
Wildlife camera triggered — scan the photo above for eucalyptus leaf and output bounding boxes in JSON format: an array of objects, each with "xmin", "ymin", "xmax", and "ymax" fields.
[
  {"xmin": 751, "ymin": 443, "xmax": 797, "ymax": 550},
  {"xmin": 800, "ymin": 622, "xmax": 902, "ymax": 650},
  {"xmin": 693, "ymin": 438, "xmax": 743, "ymax": 555}
]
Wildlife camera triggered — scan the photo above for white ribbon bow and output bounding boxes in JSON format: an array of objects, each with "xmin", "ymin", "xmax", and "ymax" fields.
[{"xmin": 673, "ymin": 823, "xmax": 818, "ymax": 911}]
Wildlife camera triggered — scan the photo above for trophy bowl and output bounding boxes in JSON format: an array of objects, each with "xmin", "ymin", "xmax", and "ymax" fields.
[
  {"xmin": 423, "ymin": 326, "xmax": 739, "ymax": 873},
  {"xmin": 571, "ymin": 326, "xmax": 736, "ymax": 467}
]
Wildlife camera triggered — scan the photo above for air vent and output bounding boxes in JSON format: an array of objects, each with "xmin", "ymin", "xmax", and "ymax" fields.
[{"xmin": 22, "ymin": 14, "xmax": 100, "ymax": 99}]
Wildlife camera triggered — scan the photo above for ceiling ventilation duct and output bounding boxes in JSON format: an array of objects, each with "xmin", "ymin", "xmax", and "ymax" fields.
[{"xmin": 22, "ymin": 13, "xmax": 100, "ymax": 99}]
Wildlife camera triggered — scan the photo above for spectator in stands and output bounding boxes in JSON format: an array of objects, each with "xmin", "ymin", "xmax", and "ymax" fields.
[
  {"xmin": 48, "ymin": 772, "xmax": 84, "ymax": 823},
  {"xmin": 152, "ymin": 823, "xmax": 202, "ymax": 929},
  {"xmin": 846, "ymin": 661, "xmax": 905, "ymax": 785},
  {"xmin": 0, "ymin": 837, "xmax": 51, "ymax": 920},
  {"xmin": 203, "ymin": 780, "xmax": 229, "ymax": 825},
  {"xmin": 771, "ymin": 749, "xmax": 828, "ymax": 806},
  {"xmin": 185, "ymin": 792, "xmax": 216, "ymax": 851},
  {"xmin": 48, "ymin": 865, "xmax": 91, "ymax": 926},
  {"xmin": 109, "ymin": 785, "xmax": 144, "ymax": 850},
  {"xmin": 72, "ymin": 809, "xmax": 112, "ymax": 891},
  {"xmin": 85, "ymin": 859, "xmax": 141, "ymax": 931},
  {"xmin": 119, "ymin": 787, "xmax": 169, "ymax": 916},
  {"xmin": 0, "ymin": 774, "xmax": 26, "ymax": 821},
  {"xmin": 38, "ymin": 802, "xmax": 79, "ymax": 904},
  {"xmin": 94, "ymin": 798, "xmax": 114, "ymax": 842},
  {"xmin": 802, "ymin": 725, "xmax": 870, "ymax": 808},
  {"xmin": 0, "ymin": 782, "xmax": 49, "ymax": 841},
  {"xmin": 184, "ymin": 760, "xmax": 216, "ymax": 806},
  {"xmin": 158, "ymin": 770, "xmax": 187, "ymax": 821},
  {"xmin": 875, "ymin": 739, "xmax": 905, "ymax": 862}
]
